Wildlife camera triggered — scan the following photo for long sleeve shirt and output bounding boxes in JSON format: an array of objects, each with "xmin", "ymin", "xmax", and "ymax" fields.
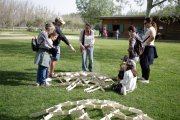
[
  {"xmin": 53, "ymin": 26, "xmax": 70, "ymax": 46},
  {"xmin": 38, "ymin": 31, "xmax": 53, "ymax": 49}
]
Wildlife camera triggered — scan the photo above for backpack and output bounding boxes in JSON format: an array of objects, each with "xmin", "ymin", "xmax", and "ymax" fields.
[
  {"xmin": 31, "ymin": 37, "xmax": 43, "ymax": 52},
  {"xmin": 134, "ymin": 35, "xmax": 150, "ymax": 56},
  {"xmin": 134, "ymin": 37, "xmax": 144, "ymax": 56}
]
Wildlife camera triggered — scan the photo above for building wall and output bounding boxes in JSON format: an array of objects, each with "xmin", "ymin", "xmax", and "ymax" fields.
[
  {"xmin": 101, "ymin": 18, "xmax": 180, "ymax": 40},
  {"xmin": 157, "ymin": 21, "xmax": 180, "ymax": 39}
]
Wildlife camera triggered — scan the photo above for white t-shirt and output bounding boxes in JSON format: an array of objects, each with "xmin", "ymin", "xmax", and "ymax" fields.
[
  {"xmin": 142, "ymin": 26, "xmax": 156, "ymax": 46},
  {"xmin": 84, "ymin": 34, "xmax": 94, "ymax": 46},
  {"xmin": 79, "ymin": 30, "xmax": 95, "ymax": 46},
  {"xmin": 120, "ymin": 70, "xmax": 137, "ymax": 92},
  {"xmin": 48, "ymin": 38, "xmax": 53, "ymax": 48}
]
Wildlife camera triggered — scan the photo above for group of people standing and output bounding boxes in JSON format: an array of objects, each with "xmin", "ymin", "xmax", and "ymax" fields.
[
  {"xmin": 34, "ymin": 17, "xmax": 95, "ymax": 86},
  {"xmin": 34, "ymin": 16, "xmax": 157, "ymax": 92},
  {"xmin": 114, "ymin": 17, "xmax": 158, "ymax": 95}
]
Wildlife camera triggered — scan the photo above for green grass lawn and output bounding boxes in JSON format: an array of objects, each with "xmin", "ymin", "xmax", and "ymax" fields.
[{"xmin": 0, "ymin": 37, "xmax": 180, "ymax": 120}]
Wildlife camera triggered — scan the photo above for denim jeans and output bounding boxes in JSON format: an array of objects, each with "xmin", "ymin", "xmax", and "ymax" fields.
[
  {"xmin": 36, "ymin": 65, "xmax": 48, "ymax": 84},
  {"xmin": 140, "ymin": 46, "xmax": 154, "ymax": 80},
  {"xmin": 82, "ymin": 46, "xmax": 94, "ymax": 72}
]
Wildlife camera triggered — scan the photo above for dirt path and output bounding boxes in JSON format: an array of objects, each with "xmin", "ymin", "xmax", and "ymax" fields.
[
  {"xmin": 0, "ymin": 31, "xmax": 79, "ymax": 40},
  {"xmin": 0, "ymin": 32, "xmax": 32, "ymax": 39}
]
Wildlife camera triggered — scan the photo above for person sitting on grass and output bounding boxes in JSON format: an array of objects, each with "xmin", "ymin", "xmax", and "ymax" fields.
[{"xmin": 112, "ymin": 59, "xmax": 137, "ymax": 95}]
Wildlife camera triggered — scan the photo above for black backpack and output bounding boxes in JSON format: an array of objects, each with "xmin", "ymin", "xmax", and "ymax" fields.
[
  {"xmin": 134, "ymin": 36, "xmax": 150, "ymax": 56},
  {"xmin": 134, "ymin": 37, "xmax": 144, "ymax": 56},
  {"xmin": 31, "ymin": 37, "xmax": 43, "ymax": 52}
]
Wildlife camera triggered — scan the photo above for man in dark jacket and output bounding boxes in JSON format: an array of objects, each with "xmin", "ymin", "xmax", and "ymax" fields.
[{"xmin": 49, "ymin": 17, "xmax": 76, "ymax": 78}]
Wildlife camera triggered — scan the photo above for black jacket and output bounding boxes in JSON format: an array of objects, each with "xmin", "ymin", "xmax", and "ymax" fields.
[{"xmin": 53, "ymin": 25, "xmax": 70, "ymax": 46}]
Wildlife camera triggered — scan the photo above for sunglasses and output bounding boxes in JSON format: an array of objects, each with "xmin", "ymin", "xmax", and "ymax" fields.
[{"xmin": 144, "ymin": 22, "xmax": 147, "ymax": 25}]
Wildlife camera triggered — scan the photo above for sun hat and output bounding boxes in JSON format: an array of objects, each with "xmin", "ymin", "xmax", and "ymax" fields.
[{"xmin": 55, "ymin": 17, "xmax": 66, "ymax": 24}]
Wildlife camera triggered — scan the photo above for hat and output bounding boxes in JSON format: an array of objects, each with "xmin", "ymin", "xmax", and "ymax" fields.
[{"xmin": 55, "ymin": 17, "xmax": 66, "ymax": 24}]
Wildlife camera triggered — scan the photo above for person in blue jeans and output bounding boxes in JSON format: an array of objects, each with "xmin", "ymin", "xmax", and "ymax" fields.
[
  {"xmin": 79, "ymin": 23, "xmax": 95, "ymax": 72},
  {"xmin": 34, "ymin": 23, "xmax": 55, "ymax": 86}
]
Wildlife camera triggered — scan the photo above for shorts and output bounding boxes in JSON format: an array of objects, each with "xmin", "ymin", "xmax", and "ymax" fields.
[{"xmin": 51, "ymin": 53, "xmax": 60, "ymax": 61}]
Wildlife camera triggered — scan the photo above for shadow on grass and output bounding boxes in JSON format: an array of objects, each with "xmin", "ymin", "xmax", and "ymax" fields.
[
  {"xmin": 0, "ymin": 71, "xmax": 35, "ymax": 86},
  {"xmin": 0, "ymin": 114, "xmax": 37, "ymax": 120}
]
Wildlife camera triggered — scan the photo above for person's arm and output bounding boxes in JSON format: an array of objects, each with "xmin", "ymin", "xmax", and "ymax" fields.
[
  {"xmin": 39, "ymin": 32, "xmax": 53, "ymax": 49},
  {"xmin": 46, "ymin": 38, "xmax": 53, "ymax": 48},
  {"xmin": 56, "ymin": 27, "xmax": 70, "ymax": 45},
  {"xmin": 146, "ymin": 28, "xmax": 155, "ymax": 45},
  {"xmin": 120, "ymin": 71, "xmax": 130, "ymax": 86},
  {"xmin": 91, "ymin": 30, "xmax": 95, "ymax": 45},
  {"xmin": 79, "ymin": 30, "xmax": 84, "ymax": 47},
  {"xmin": 56, "ymin": 27, "xmax": 76, "ymax": 52}
]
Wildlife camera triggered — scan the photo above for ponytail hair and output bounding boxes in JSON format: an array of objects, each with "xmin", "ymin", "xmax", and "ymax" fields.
[
  {"xmin": 144, "ymin": 17, "xmax": 157, "ymax": 32},
  {"xmin": 152, "ymin": 21, "xmax": 157, "ymax": 32},
  {"xmin": 128, "ymin": 25, "xmax": 136, "ymax": 32}
]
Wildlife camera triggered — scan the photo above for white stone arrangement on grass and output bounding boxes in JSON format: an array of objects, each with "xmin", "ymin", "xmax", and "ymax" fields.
[
  {"xmin": 30, "ymin": 99, "xmax": 153, "ymax": 120},
  {"xmin": 49, "ymin": 72, "xmax": 114, "ymax": 93}
]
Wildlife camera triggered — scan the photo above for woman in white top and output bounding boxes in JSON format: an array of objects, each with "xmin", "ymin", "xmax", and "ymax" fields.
[
  {"xmin": 79, "ymin": 23, "xmax": 95, "ymax": 72},
  {"xmin": 139, "ymin": 17, "xmax": 158, "ymax": 83}
]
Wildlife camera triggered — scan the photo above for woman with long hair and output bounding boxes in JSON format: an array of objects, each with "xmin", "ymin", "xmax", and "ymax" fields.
[{"xmin": 139, "ymin": 17, "xmax": 158, "ymax": 83}]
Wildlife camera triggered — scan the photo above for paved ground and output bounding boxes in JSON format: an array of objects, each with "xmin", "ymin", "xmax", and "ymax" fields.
[{"xmin": 0, "ymin": 31, "xmax": 79, "ymax": 40}]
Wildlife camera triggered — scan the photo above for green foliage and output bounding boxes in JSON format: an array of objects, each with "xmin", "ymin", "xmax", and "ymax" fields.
[
  {"xmin": 0, "ymin": 34, "xmax": 180, "ymax": 119},
  {"xmin": 76, "ymin": 0, "xmax": 118, "ymax": 25},
  {"xmin": 62, "ymin": 13, "xmax": 84, "ymax": 30},
  {"xmin": 155, "ymin": 5, "xmax": 180, "ymax": 24}
]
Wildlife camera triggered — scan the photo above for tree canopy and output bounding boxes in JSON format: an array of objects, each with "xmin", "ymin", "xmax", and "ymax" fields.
[
  {"xmin": 76, "ymin": 0, "xmax": 118, "ymax": 25},
  {"xmin": 116, "ymin": 0, "xmax": 179, "ymax": 17}
]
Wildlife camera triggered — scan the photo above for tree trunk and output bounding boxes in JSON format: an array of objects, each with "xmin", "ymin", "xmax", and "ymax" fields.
[
  {"xmin": 146, "ymin": 0, "xmax": 153, "ymax": 17},
  {"xmin": 146, "ymin": 0, "xmax": 167, "ymax": 17}
]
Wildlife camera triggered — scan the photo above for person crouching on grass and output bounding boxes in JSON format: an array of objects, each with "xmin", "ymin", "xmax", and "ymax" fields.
[{"xmin": 112, "ymin": 60, "xmax": 137, "ymax": 95}]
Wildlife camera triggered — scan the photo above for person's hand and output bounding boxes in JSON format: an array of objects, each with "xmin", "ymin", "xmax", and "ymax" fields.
[
  {"xmin": 146, "ymin": 40, "xmax": 150, "ymax": 45},
  {"xmin": 84, "ymin": 44, "xmax": 90, "ymax": 48},
  {"xmin": 69, "ymin": 44, "xmax": 76, "ymax": 52}
]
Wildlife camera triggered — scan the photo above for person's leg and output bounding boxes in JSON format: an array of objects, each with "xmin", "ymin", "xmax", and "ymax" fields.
[
  {"xmin": 40, "ymin": 65, "xmax": 48, "ymax": 85},
  {"xmin": 140, "ymin": 53, "xmax": 150, "ymax": 81},
  {"xmin": 82, "ymin": 49, "xmax": 87, "ymax": 71},
  {"xmin": 143, "ymin": 65, "xmax": 150, "ymax": 80},
  {"xmin": 50, "ymin": 60, "xmax": 56, "ymax": 77},
  {"xmin": 49, "ymin": 53, "xmax": 60, "ymax": 77},
  {"xmin": 36, "ymin": 65, "xmax": 41, "ymax": 85},
  {"xmin": 88, "ymin": 47, "xmax": 94, "ymax": 72}
]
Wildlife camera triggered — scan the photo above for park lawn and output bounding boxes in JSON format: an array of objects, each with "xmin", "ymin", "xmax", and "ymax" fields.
[
  {"xmin": 21, "ymin": 30, "xmax": 98, "ymax": 36},
  {"xmin": 0, "ymin": 38, "xmax": 180, "ymax": 120}
]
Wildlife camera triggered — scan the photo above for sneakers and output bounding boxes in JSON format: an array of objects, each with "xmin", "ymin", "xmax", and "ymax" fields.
[
  {"xmin": 36, "ymin": 81, "xmax": 51, "ymax": 87},
  {"xmin": 46, "ymin": 78, "xmax": 52, "ymax": 82},
  {"xmin": 45, "ymin": 81, "xmax": 51, "ymax": 86},
  {"xmin": 41, "ymin": 82, "xmax": 51, "ymax": 86},
  {"xmin": 36, "ymin": 83, "xmax": 40, "ymax": 87},
  {"xmin": 121, "ymin": 86, "xmax": 127, "ymax": 95},
  {"xmin": 138, "ymin": 77, "xmax": 149, "ymax": 84}
]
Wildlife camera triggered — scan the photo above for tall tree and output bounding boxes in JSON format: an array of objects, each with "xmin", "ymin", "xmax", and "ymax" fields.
[
  {"xmin": 116, "ymin": 0, "xmax": 177, "ymax": 17},
  {"xmin": 76, "ymin": 0, "xmax": 118, "ymax": 25}
]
